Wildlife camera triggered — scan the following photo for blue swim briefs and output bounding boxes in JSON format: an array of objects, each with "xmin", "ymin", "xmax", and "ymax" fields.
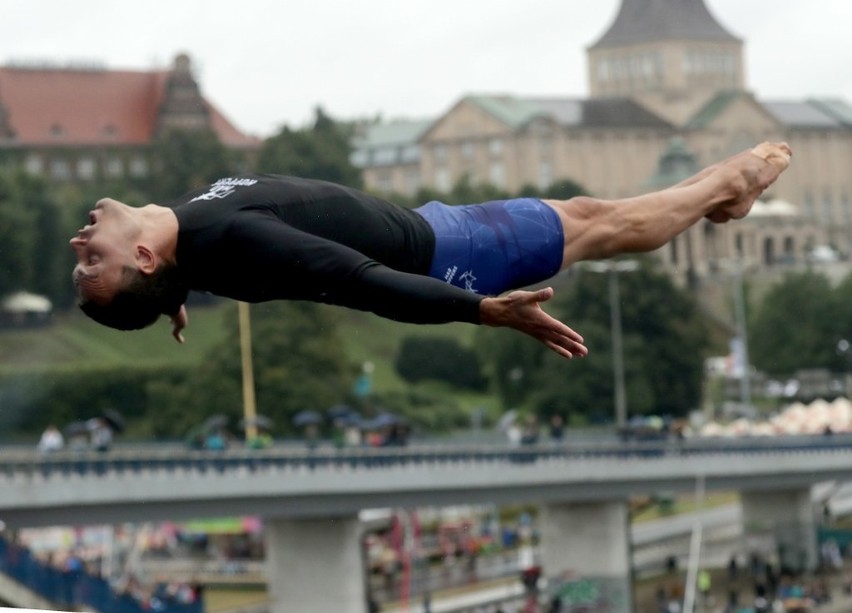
[{"xmin": 413, "ymin": 198, "xmax": 564, "ymax": 296}]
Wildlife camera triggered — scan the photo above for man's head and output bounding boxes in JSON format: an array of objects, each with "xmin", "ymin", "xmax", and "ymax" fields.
[{"xmin": 70, "ymin": 198, "xmax": 187, "ymax": 331}]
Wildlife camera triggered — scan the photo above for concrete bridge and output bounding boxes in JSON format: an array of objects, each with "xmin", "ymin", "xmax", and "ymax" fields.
[{"xmin": 1, "ymin": 435, "xmax": 850, "ymax": 612}]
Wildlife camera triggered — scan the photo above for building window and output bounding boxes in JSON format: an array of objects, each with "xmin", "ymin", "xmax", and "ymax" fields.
[
  {"xmin": 433, "ymin": 144, "xmax": 448, "ymax": 163},
  {"xmin": 373, "ymin": 147, "xmax": 396, "ymax": 166},
  {"xmin": 488, "ymin": 138, "xmax": 503, "ymax": 157},
  {"xmin": 376, "ymin": 171, "xmax": 393, "ymax": 194},
  {"xmin": 49, "ymin": 158, "xmax": 71, "ymax": 180},
  {"xmin": 77, "ymin": 157, "xmax": 96, "ymax": 180},
  {"xmin": 460, "ymin": 141, "xmax": 475, "ymax": 160},
  {"xmin": 489, "ymin": 163, "xmax": 505, "ymax": 188},
  {"xmin": 538, "ymin": 161, "xmax": 553, "ymax": 190},
  {"xmin": 405, "ymin": 169, "xmax": 420, "ymax": 196},
  {"xmin": 400, "ymin": 145, "xmax": 420, "ymax": 164},
  {"xmin": 350, "ymin": 150, "xmax": 368, "ymax": 167},
  {"xmin": 435, "ymin": 167, "xmax": 451, "ymax": 193},
  {"xmin": 538, "ymin": 133, "xmax": 553, "ymax": 155},
  {"xmin": 803, "ymin": 190, "xmax": 815, "ymax": 217},
  {"xmin": 24, "ymin": 154, "xmax": 43, "ymax": 175},
  {"xmin": 823, "ymin": 191, "xmax": 834, "ymax": 222},
  {"xmin": 129, "ymin": 156, "xmax": 148, "ymax": 178},
  {"xmin": 50, "ymin": 124, "xmax": 64, "ymax": 139},
  {"xmin": 783, "ymin": 236, "xmax": 795, "ymax": 260},
  {"xmin": 105, "ymin": 158, "xmax": 124, "ymax": 178},
  {"xmin": 597, "ymin": 59, "xmax": 610, "ymax": 82}
]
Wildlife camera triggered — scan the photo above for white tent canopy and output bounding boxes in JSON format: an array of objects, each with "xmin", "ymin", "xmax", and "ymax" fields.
[
  {"xmin": 1, "ymin": 291, "xmax": 52, "ymax": 313},
  {"xmin": 700, "ymin": 397, "xmax": 852, "ymax": 437}
]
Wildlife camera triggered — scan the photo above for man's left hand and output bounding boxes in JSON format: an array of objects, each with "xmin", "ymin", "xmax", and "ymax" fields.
[{"xmin": 479, "ymin": 288, "xmax": 587, "ymax": 360}]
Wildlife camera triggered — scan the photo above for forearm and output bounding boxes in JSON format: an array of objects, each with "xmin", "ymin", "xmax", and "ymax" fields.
[{"xmin": 332, "ymin": 264, "xmax": 484, "ymax": 324}]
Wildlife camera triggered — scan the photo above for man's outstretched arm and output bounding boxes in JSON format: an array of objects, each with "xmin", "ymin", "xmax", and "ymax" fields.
[{"xmin": 479, "ymin": 287, "xmax": 588, "ymax": 359}]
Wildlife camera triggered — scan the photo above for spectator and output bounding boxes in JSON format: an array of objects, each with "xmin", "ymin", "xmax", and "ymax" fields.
[
  {"xmin": 37, "ymin": 424, "xmax": 64, "ymax": 454},
  {"xmin": 520, "ymin": 415, "xmax": 539, "ymax": 446},
  {"xmin": 204, "ymin": 430, "xmax": 228, "ymax": 451},
  {"xmin": 549, "ymin": 414, "xmax": 565, "ymax": 444},
  {"xmin": 698, "ymin": 569, "xmax": 712, "ymax": 606},
  {"xmin": 88, "ymin": 418, "xmax": 113, "ymax": 452}
]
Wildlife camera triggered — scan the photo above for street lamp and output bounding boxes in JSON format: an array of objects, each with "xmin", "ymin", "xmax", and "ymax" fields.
[
  {"xmin": 584, "ymin": 260, "xmax": 639, "ymax": 430},
  {"xmin": 238, "ymin": 301, "xmax": 258, "ymax": 441}
]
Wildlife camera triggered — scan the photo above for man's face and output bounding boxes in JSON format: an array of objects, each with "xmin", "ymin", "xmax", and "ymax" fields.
[{"xmin": 69, "ymin": 198, "xmax": 139, "ymax": 305}]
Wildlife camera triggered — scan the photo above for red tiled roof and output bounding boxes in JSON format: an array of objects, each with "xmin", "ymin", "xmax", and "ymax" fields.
[{"xmin": 0, "ymin": 65, "xmax": 259, "ymax": 148}]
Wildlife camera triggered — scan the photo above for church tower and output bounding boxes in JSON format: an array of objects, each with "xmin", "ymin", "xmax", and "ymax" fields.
[{"xmin": 587, "ymin": 0, "xmax": 745, "ymax": 125}]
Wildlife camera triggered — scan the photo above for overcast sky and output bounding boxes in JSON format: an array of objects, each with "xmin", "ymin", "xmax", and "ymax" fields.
[{"xmin": 3, "ymin": 1, "xmax": 852, "ymax": 138}]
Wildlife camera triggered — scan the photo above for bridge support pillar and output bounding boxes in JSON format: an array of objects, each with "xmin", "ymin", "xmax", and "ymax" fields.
[
  {"xmin": 265, "ymin": 515, "xmax": 368, "ymax": 613},
  {"xmin": 539, "ymin": 500, "xmax": 633, "ymax": 612},
  {"xmin": 741, "ymin": 487, "xmax": 818, "ymax": 572}
]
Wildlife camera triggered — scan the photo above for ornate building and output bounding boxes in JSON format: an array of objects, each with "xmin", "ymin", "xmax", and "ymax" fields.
[
  {"xmin": 0, "ymin": 53, "xmax": 259, "ymax": 183},
  {"xmin": 353, "ymin": 0, "xmax": 852, "ymax": 281}
]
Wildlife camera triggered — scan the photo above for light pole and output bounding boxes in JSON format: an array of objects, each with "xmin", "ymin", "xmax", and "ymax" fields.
[
  {"xmin": 238, "ymin": 301, "xmax": 258, "ymax": 441},
  {"xmin": 730, "ymin": 256, "xmax": 752, "ymax": 412},
  {"xmin": 585, "ymin": 260, "xmax": 639, "ymax": 430}
]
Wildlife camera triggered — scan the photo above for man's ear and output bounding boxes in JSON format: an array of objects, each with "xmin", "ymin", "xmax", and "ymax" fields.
[{"xmin": 135, "ymin": 245, "xmax": 158, "ymax": 275}]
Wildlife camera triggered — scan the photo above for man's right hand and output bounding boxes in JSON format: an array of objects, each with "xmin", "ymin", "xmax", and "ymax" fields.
[
  {"xmin": 479, "ymin": 287, "xmax": 587, "ymax": 360},
  {"xmin": 169, "ymin": 304, "xmax": 188, "ymax": 344}
]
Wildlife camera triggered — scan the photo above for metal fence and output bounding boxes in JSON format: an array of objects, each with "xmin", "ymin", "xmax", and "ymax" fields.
[{"xmin": 3, "ymin": 433, "xmax": 852, "ymax": 480}]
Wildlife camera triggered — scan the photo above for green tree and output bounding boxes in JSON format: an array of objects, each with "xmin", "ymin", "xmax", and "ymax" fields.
[
  {"xmin": 515, "ymin": 178, "xmax": 586, "ymax": 200},
  {"xmin": 258, "ymin": 107, "xmax": 362, "ymax": 187},
  {"xmin": 476, "ymin": 258, "xmax": 708, "ymax": 421},
  {"xmin": 0, "ymin": 170, "xmax": 59, "ymax": 298},
  {"xmin": 149, "ymin": 301, "xmax": 353, "ymax": 438},
  {"xmin": 395, "ymin": 335, "xmax": 486, "ymax": 391},
  {"xmin": 149, "ymin": 128, "xmax": 235, "ymax": 200},
  {"xmin": 750, "ymin": 271, "xmax": 840, "ymax": 375}
]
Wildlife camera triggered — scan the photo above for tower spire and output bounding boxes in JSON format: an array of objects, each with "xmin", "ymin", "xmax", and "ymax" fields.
[
  {"xmin": 590, "ymin": 0, "xmax": 740, "ymax": 49},
  {"xmin": 586, "ymin": 0, "xmax": 745, "ymax": 126}
]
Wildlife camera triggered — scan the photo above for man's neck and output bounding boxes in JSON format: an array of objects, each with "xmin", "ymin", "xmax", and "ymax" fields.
[{"xmin": 138, "ymin": 204, "xmax": 179, "ymax": 263}]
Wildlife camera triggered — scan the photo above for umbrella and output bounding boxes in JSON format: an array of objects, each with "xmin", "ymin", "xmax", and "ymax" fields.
[
  {"xmin": 101, "ymin": 408, "xmax": 126, "ymax": 433},
  {"xmin": 497, "ymin": 410, "xmax": 518, "ymax": 431},
  {"xmin": 341, "ymin": 410, "xmax": 363, "ymax": 426},
  {"xmin": 327, "ymin": 404, "xmax": 355, "ymax": 420},
  {"xmin": 292, "ymin": 410, "xmax": 323, "ymax": 427},
  {"xmin": 359, "ymin": 412, "xmax": 403, "ymax": 430},
  {"xmin": 241, "ymin": 415, "xmax": 274, "ymax": 431},
  {"xmin": 64, "ymin": 421, "xmax": 90, "ymax": 437},
  {"xmin": 202, "ymin": 414, "xmax": 230, "ymax": 432}
]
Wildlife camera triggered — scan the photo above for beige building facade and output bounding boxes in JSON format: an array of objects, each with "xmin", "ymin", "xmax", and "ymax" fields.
[{"xmin": 353, "ymin": 0, "xmax": 852, "ymax": 282}]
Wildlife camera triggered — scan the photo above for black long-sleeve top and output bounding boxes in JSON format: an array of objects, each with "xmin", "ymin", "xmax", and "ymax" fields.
[{"xmin": 170, "ymin": 174, "xmax": 483, "ymax": 324}]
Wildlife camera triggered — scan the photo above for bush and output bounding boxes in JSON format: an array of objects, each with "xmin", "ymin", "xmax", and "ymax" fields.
[{"xmin": 395, "ymin": 336, "xmax": 486, "ymax": 391}]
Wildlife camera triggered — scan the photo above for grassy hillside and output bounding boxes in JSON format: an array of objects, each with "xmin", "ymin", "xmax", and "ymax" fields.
[
  {"xmin": 0, "ymin": 301, "xmax": 481, "ymax": 393},
  {"xmin": 0, "ymin": 304, "xmax": 232, "ymax": 374}
]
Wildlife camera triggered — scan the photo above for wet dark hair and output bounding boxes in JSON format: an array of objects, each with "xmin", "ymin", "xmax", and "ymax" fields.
[{"xmin": 78, "ymin": 264, "xmax": 189, "ymax": 331}]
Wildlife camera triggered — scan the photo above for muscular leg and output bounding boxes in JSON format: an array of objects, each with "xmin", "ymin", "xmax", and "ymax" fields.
[{"xmin": 543, "ymin": 142, "xmax": 792, "ymax": 268}]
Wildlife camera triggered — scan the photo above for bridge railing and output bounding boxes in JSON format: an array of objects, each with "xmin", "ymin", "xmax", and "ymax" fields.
[{"xmin": 1, "ymin": 434, "xmax": 852, "ymax": 480}]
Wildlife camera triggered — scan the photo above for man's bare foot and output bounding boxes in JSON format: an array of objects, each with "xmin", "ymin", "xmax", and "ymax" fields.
[{"xmin": 705, "ymin": 142, "xmax": 792, "ymax": 223}]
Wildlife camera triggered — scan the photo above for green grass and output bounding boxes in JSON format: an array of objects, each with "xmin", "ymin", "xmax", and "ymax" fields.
[
  {"xmin": 338, "ymin": 310, "xmax": 477, "ymax": 391},
  {"xmin": 0, "ymin": 303, "xmax": 232, "ymax": 374},
  {"xmin": 0, "ymin": 302, "xmax": 487, "ymax": 401}
]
